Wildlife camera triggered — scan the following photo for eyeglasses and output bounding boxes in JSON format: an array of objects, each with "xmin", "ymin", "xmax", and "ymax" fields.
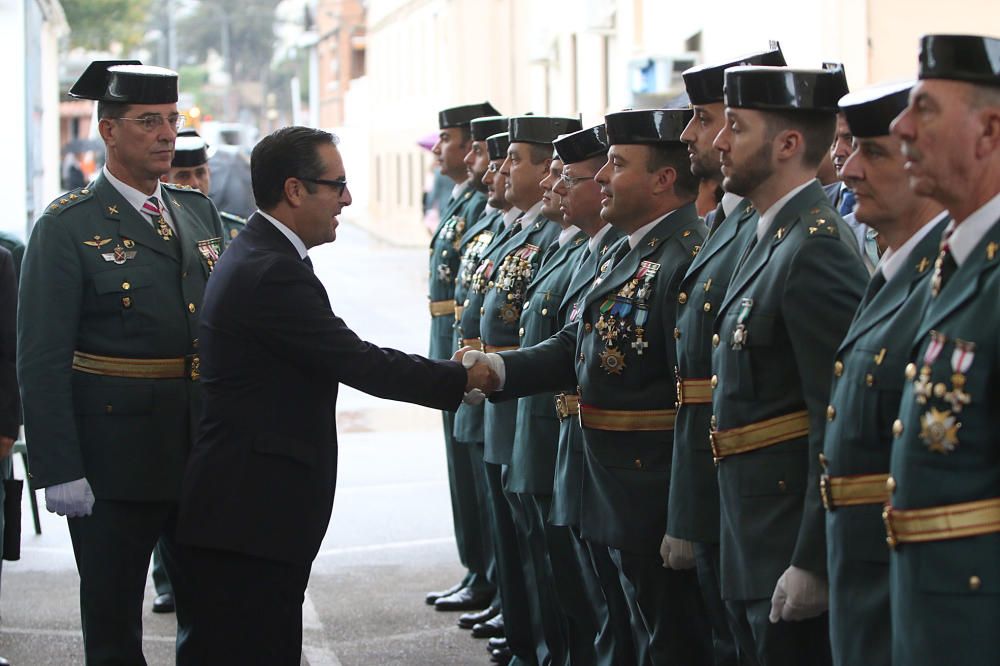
[
  {"xmin": 299, "ymin": 177, "xmax": 349, "ymax": 196},
  {"xmin": 110, "ymin": 114, "xmax": 186, "ymax": 132},
  {"xmin": 559, "ymin": 172, "xmax": 598, "ymax": 188}
]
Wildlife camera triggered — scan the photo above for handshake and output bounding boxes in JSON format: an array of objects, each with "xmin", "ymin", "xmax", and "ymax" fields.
[{"xmin": 456, "ymin": 347, "xmax": 504, "ymax": 404}]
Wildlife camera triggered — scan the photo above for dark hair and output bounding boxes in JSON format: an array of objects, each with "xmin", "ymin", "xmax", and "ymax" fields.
[
  {"xmin": 646, "ymin": 143, "xmax": 699, "ymax": 199},
  {"xmin": 764, "ymin": 110, "xmax": 837, "ymax": 168},
  {"xmin": 97, "ymin": 101, "xmax": 130, "ymax": 120},
  {"xmin": 251, "ymin": 126, "xmax": 338, "ymax": 210}
]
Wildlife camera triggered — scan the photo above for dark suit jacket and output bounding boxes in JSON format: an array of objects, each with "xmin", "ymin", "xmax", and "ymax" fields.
[
  {"xmin": 0, "ymin": 247, "xmax": 17, "ymax": 439},
  {"xmin": 176, "ymin": 214, "xmax": 467, "ymax": 566}
]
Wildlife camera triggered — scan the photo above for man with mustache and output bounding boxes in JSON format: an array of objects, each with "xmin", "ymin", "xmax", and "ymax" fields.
[
  {"xmin": 709, "ymin": 65, "xmax": 867, "ymax": 665},
  {"xmin": 885, "ymin": 33, "xmax": 1000, "ymax": 666}
]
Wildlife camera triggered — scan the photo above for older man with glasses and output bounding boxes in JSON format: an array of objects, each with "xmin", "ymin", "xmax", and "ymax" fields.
[{"xmin": 17, "ymin": 60, "xmax": 225, "ymax": 665}]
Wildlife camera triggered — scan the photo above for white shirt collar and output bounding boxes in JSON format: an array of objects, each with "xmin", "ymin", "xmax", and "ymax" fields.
[
  {"xmin": 878, "ymin": 211, "xmax": 948, "ymax": 282},
  {"xmin": 483, "ymin": 204, "xmax": 497, "ymax": 216},
  {"xmin": 502, "ymin": 207, "xmax": 522, "ymax": 228},
  {"xmin": 103, "ymin": 165, "xmax": 171, "ymax": 223},
  {"xmin": 557, "ymin": 225, "xmax": 581, "ymax": 247},
  {"xmin": 946, "ymin": 190, "xmax": 1000, "ymax": 266},
  {"xmin": 257, "ymin": 209, "xmax": 309, "ymax": 260},
  {"xmin": 588, "ymin": 224, "xmax": 613, "ymax": 253},
  {"xmin": 756, "ymin": 179, "xmax": 816, "ymax": 242},
  {"xmin": 518, "ymin": 200, "xmax": 545, "ymax": 227},
  {"xmin": 628, "ymin": 211, "xmax": 672, "ymax": 250},
  {"xmin": 450, "ymin": 180, "xmax": 469, "ymax": 200},
  {"xmin": 721, "ymin": 192, "xmax": 742, "ymax": 219}
]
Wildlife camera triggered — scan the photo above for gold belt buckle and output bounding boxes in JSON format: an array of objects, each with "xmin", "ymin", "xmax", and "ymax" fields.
[
  {"xmin": 186, "ymin": 354, "xmax": 201, "ymax": 381},
  {"xmin": 675, "ymin": 378, "xmax": 685, "ymax": 407},
  {"xmin": 820, "ymin": 474, "xmax": 833, "ymax": 511},
  {"xmin": 710, "ymin": 430, "xmax": 722, "ymax": 465},
  {"xmin": 554, "ymin": 394, "xmax": 568, "ymax": 421},
  {"xmin": 883, "ymin": 505, "xmax": 898, "ymax": 549}
]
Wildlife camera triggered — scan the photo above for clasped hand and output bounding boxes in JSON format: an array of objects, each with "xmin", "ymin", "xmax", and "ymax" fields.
[{"xmin": 454, "ymin": 347, "xmax": 502, "ymax": 404}]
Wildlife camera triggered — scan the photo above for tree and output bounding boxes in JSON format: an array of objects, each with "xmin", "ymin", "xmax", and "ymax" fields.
[
  {"xmin": 61, "ymin": 0, "xmax": 153, "ymax": 52},
  {"xmin": 176, "ymin": 0, "xmax": 281, "ymax": 83}
]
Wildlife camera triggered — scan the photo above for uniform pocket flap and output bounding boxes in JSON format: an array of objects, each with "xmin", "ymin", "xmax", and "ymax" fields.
[
  {"xmin": 74, "ymin": 384, "xmax": 154, "ymax": 415},
  {"xmin": 93, "ymin": 266, "xmax": 153, "ymax": 295},
  {"xmin": 251, "ymin": 433, "xmax": 317, "ymax": 466}
]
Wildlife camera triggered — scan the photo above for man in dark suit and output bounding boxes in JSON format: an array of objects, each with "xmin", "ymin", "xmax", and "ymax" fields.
[
  {"xmin": 172, "ymin": 126, "xmax": 494, "ymax": 664},
  {"xmin": 0, "ymin": 245, "xmax": 16, "ymax": 666}
]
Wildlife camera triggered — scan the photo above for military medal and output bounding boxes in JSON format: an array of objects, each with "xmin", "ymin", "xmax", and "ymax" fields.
[
  {"xmin": 732, "ymin": 298, "xmax": 753, "ymax": 350},
  {"xmin": 631, "ymin": 327, "xmax": 649, "ymax": 356},
  {"xmin": 944, "ymin": 339, "xmax": 975, "ymax": 413},
  {"xmin": 196, "ymin": 238, "xmax": 223, "ymax": 273},
  {"xmin": 493, "ymin": 244, "xmax": 540, "ymax": 326},
  {"xmin": 83, "ymin": 235, "xmax": 113, "ymax": 249},
  {"xmin": 914, "ymin": 331, "xmax": 946, "ymax": 405},
  {"xmin": 437, "ymin": 264, "xmax": 452, "ymax": 282},
  {"xmin": 155, "ymin": 216, "xmax": 173, "ymax": 241},
  {"xmin": 919, "ymin": 406, "xmax": 961, "ymax": 453},
  {"xmin": 101, "ymin": 244, "xmax": 137, "ymax": 264},
  {"xmin": 499, "ymin": 303, "xmax": 519, "ymax": 324},
  {"xmin": 599, "ymin": 348, "xmax": 626, "ymax": 375}
]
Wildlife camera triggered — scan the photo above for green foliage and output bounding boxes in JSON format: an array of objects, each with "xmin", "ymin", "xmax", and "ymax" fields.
[
  {"xmin": 62, "ymin": 0, "xmax": 154, "ymax": 51},
  {"xmin": 176, "ymin": 0, "xmax": 281, "ymax": 82}
]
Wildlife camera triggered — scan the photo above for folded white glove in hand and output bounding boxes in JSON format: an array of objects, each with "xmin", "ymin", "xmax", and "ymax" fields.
[
  {"xmin": 769, "ymin": 565, "xmax": 828, "ymax": 623},
  {"xmin": 460, "ymin": 349, "xmax": 506, "ymax": 390},
  {"xmin": 463, "ymin": 389, "xmax": 486, "ymax": 405},
  {"xmin": 45, "ymin": 477, "xmax": 95, "ymax": 518},
  {"xmin": 660, "ymin": 534, "xmax": 696, "ymax": 570}
]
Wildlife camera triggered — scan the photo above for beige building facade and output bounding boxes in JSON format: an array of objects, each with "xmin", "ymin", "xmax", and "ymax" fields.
[{"xmin": 362, "ymin": 0, "xmax": 1000, "ymax": 246}]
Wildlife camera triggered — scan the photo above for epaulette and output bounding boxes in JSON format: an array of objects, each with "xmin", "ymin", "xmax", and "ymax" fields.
[
  {"xmin": 44, "ymin": 187, "xmax": 94, "ymax": 215},
  {"xmin": 800, "ymin": 205, "xmax": 842, "ymax": 241},
  {"xmin": 219, "ymin": 211, "xmax": 247, "ymax": 225},
  {"xmin": 162, "ymin": 182, "xmax": 210, "ymax": 199}
]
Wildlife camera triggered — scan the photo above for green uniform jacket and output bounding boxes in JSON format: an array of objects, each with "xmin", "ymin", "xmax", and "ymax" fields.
[
  {"xmin": 669, "ymin": 198, "xmax": 757, "ymax": 543},
  {"xmin": 499, "ymin": 204, "xmax": 704, "ymax": 554},
  {"xmin": 481, "ymin": 213, "xmax": 559, "ymax": 465},
  {"xmin": 0, "ymin": 230, "xmax": 25, "ymax": 277},
  {"xmin": 889, "ymin": 216, "xmax": 1000, "ymax": 666},
  {"xmin": 220, "ymin": 210, "xmax": 247, "ymax": 243},
  {"xmin": 17, "ymin": 173, "xmax": 224, "ymax": 500},
  {"xmin": 823, "ymin": 216, "xmax": 946, "ymax": 666},
  {"xmin": 452, "ymin": 209, "xmax": 509, "ymax": 444},
  {"xmin": 711, "ymin": 181, "xmax": 867, "ymax": 600},
  {"xmin": 549, "ymin": 230, "xmax": 622, "ymax": 527},
  {"xmin": 507, "ymin": 230, "xmax": 588, "ymax": 495},
  {"xmin": 428, "ymin": 189, "xmax": 486, "ymax": 360}
]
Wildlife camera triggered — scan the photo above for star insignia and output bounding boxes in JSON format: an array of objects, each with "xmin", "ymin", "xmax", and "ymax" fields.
[
  {"xmin": 107, "ymin": 205, "xmax": 119, "ymax": 215},
  {"xmin": 647, "ymin": 237, "xmax": 659, "ymax": 247},
  {"xmin": 69, "ymin": 194, "xmax": 78, "ymax": 200}
]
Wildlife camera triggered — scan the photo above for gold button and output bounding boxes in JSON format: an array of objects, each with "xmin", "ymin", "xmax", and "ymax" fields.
[
  {"xmin": 969, "ymin": 576, "xmax": 982, "ymax": 591},
  {"xmin": 673, "ymin": 327, "xmax": 681, "ymax": 340},
  {"xmin": 584, "ymin": 323, "xmax": 592, "ymax": 332},
  {"xmin": 703, "ymin": 302, "xmax": 712, "ymax": 312},
  {"xmin": 519, "ymin": 327, "xmax": 525, "ymax": 337},
  {"xmin": 777, "ymin": 480, "xmax": 787, "ymax": 491},
  {"xmin": 121, "ymin": 296, "xmax": 132, "ymax": 309},
  {"xmin": 933, "ymin": 383, "xmax": 947, "ymax": 398},
  {"xmin": 480, "ymin": 307, "xmax": 485, "ymax": 316},
  {"xmin": 678, "ymin": 292, "xmax": 688, "ymax": 304},
  {"xmin": 712, "ymin": 334, "xmax": 720, "ymax": 348},
  {"xmin": 892, "ymin": 419, "xmax": 904, "ymax": 438},
  {"xmin": 833, "ymin": 360, "xmax": 843, "ymax": 377},
  {"xmin": 121, "ymin": 281, "xmax": 131, "ymax": 290},
  {"xmin": 192, "ymin": 338, "xmax": 199, "ymax": 349},
  {"xmin": 905, "ymin": 362, "xmax": 917, "ymax": 380},
  {"xmin": 818, "ymin": 452, "xmax": 828, "ymax": 469},
  {"xmin": 188, "ymin": 303, "xmax": 196, "ymax": 313},
  {"xmin": 441, "ymin": 250, "xmax": 448, "ymax": 257},
  {"xmin": 711, "ymin": 375, "xmax": 718, "ymax": 389},
  {"xmin": 866, "ymin": 373, "xmax": 875, "ymax": 387},
  {"xmin": 826, "ymin": 405, "xmax": 836, "ymax": 421},
  {"xmin": 488, "ymin": 281, "xmax": 494, "ymax": 288},
  {"xmin": 886, "ymin": 476, "xmax": 897, "ymax": 493},
  {"xmin": 578, "ymin": 353, "xmax": 585, "ymax": 362},
  {"xmin": 541, "ymin": 308, "xmax": 548, "ymax": 315},
  {"xmin": 524, "ymin": 301, "xmax": 530, "ymax": 309},
  {"xmin": 634, "ymin": 459, "xmax": 643, "ymax": 469},
  {"xmin": 464, "ymin": 299, "xmax": 470, "ymax": 307},
  {"xmin": 182, "ymin": 271, "xmax": 188, "ymax": 278}
]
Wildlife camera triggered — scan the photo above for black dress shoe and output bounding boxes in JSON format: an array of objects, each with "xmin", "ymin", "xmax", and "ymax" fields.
[
  {"xmin": 424, "ymin": 581, "xmax": 464, "ymax": 605},
  {"xmin": 433, "ymin": 585, "xmax": 493, "ymax": 611},
  {"xmin": 152, "ymin": 593, "xmax": 175, "ymax": 614},
  {"xmin": 487, "ymin": 636, "xmax": 507, "ymax": 652},
  {"xmin": 472, "ymin": 613, "xmax": 504, "ymax": 638},
  {"xmin": 490, "ymin": 646, "xmax": 512, "ymax": 665},
  {"xmin": 458, "ymin": 604, "xmax": 500, "ymax": 629}
]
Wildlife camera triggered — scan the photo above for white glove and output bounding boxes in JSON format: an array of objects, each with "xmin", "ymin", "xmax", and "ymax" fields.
[
  {"xmin": 460, "ymin": 349, "xmax": 506, "ymax": 390},
  {"xmin": 769, "ymin": 565, "xmax": 828, "ymax": 623},
  {"xmin": 45, "ymin": 477, "xmax": 95, "ymax": 518},
  {"xmin": 660, "ymin": 534, "xmax": 696, "ymax": 570},
  {"xmin": 463, "ymin": 389, "xmax": 486, "ymax": 405}
]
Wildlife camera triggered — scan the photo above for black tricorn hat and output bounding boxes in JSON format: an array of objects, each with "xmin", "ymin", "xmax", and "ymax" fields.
[
  {"xmin": 486, "ymin": 132, "xmax": 511, "ymax": 161},
  {"xmin": 554, "ymin": 125, "xmax": 608, "ymax": 164},
  {"xmin": 605, "ymin": 109, "xmax": 693, "ymax": 145},
  {"xmin": 69, "ymin": 61, "xmax": 179, "ymax": 104},
  {"xmin": 172, "ymin": 129, "xmax": 210, "ymax": 168},
  {"xmin": 683, "ymin": 42, "xmax": 786, "ymax": 105},
  {"xmin": 471, "ymin": 116, "xmax": 509, "ymax": 142},
  {"xmin": 508, "ymin": 116, "xmax": 583, "ymax": 145},
  {"xmin": 823, "ymin": 62, "xmax": 851, "ymax": 99},
  {"xmin": 918, "ymin": 34, "xmax": 1000, "ymax": 87},
  {"xmin": 724, "ymin": 66, "xmax": 844, "ymax": 113},
  {"xmin": 839, "ymin": 81, "xmax": 913, "ymax": 138},
  {"xmin": 438, "ymin": 102, "xmax": 501, "ymax": 130}
]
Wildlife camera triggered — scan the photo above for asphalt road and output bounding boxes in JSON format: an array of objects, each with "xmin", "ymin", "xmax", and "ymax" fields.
[{"xmin": 0, "ymin": 221, "xmax": 492, "ymax": 665}]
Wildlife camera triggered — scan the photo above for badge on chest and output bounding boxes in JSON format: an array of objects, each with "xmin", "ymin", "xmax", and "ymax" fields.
[
  {"xmin": 909, "ymin": 330, "xmax": 977, "ymax": 454},
  {"xmin": 593, "ymin": 260, "xmax": 659, "ymax": 374}
]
